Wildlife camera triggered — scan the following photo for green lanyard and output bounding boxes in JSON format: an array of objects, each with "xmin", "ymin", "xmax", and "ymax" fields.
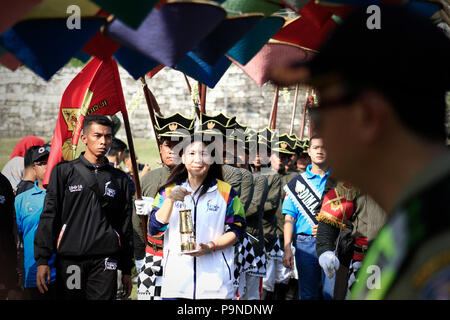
[{"xmin": 348, "ymin": 199, "xmax": 425, "ymax": 300}]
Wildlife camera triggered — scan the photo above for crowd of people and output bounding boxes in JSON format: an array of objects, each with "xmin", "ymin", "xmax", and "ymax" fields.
[{"xmin": 1, "ymin": 5, "xmax": 449, "ymax": 301}]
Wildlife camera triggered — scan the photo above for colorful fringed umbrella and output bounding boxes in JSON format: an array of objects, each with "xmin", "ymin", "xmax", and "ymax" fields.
[
  {"xmin": 0, "ymin": 45, "xmax": 23, "ymax": 71},
  {"xmin": 91, "ymin": 0, "xmax": 162, "ymax": 29},
  {"xmin": 0, "ymin": 18, "xmax": 106, "ymax": 80},
  {"xmin": 0, "ymin": 0, "xmax": 42, "ymax": 34},
  {"xmin": 104, "ymin": 1, "xmax": 227, "ymax": 67},
  {"xmin": 190, "ymin": 13, "xmax": 263, "ymax": 66},
  {"xmin": 226, "ymin": 16, "xmax": 285, "ymax": 65},
  {"xmin": 230, "ymin": 40, "xmax": 314, "ymax": 86},
  {"xmin": 175, "ymin": 53, "xmax": 232, "ymax": 88},
  {"xmin": 82, "ymin": 30, "xmax": 121, "ymax": 60},
  {"xmin": 23, "ymin": 0, "xmax": 101, "ymax": 19},
  {"xmin": 221, "ymin": 0, "xmax": 284, "ymax": 16},
  {"xmin": 113, "ymin": 45, "xmax": 160, "ymax": 80},
  {"xmin": 272, "ymin": 14, "xmax": 338, "ymax": 52}
]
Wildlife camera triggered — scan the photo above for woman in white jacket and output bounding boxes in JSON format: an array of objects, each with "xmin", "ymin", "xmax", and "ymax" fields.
[{"xmin": 148, "ymin": 138, "xmax": 246, "ymax": 299}]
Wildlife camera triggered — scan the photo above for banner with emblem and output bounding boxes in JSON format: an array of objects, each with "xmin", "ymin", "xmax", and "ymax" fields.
[{"xmin": 43, "ymin": 56, "xmax": 127, "ymax": 187}]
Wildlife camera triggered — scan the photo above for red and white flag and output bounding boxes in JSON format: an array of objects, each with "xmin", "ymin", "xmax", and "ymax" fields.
[{"xmin": 44, "ymin": 57, "xmax": 127, "ymax": 187}]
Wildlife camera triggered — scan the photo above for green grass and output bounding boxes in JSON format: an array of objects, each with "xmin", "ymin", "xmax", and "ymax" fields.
[
  {"xmin": 0, "ymin": 138, "xmax": 161, "ymax": 173},
  {"xmin": 0, "ymin": 138, "xmax": 24, "ymax": 171}
]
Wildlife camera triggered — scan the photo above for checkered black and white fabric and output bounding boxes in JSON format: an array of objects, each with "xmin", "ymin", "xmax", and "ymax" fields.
[
  {"xmin": 137, "ymin": 253, "xmax": 163, "ymax": 300},
  {"xmin": 247, "ymin": 251, "xmax": 267, "ymax": 278},
  {"xmin": 233, "ymin": 235, "xmax": 260, "ymax": 287},
  {"xmin": 267, "ymin": 235, "xmax": 283, "ymax": 261}
]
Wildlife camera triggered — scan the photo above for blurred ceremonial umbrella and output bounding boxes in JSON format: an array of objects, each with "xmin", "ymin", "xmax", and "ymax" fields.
[
  {"xmin": 0, "ymin": 45, "xmax": 23, "ymax": 71},
  {"xmin": 226, "ymin": 15, "xmax": 285, "ymax": 65},
  {"xmin": 0, "ymin": 0, "xmax": 43, "ymax": 35},
  {"xmin": 174, "ymin": 12, "xmax": 265, "ymax": 94},
  {"xmin": 0, "ymin": 17, "xmax": 106, "ymax": 80},
  {"xmin": 104, "ymin": 0, "xmax": 227, "ymax": 68},
  {"xmin": 90, "ymin": 0, "xmax": 165, "ymax": 29},
  {"xmin": 221, "ymin": 0, "xmax": 284, "ymax": 16},
  {"xmin": 0, "ymin": 0, "xmax": 108, "ymax": 80},
  {"xmin": 22, "ymin": 0, "xmax": 101, "ymax": 19},
  {"xmin": 188, "ymin": 13, "xmax": 263, "ymax": 66},
  {"xmin": 229, "ymin": 40, "xmax": 314, "ymax": 87}
]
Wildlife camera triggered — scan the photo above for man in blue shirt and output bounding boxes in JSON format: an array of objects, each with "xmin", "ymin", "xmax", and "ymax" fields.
[
  {"xmin": 282, "ymin": 135, "xmax": 334, "ymax": 300},
  {"xmin": 15, "ymin": 146, "xmax": 56, "ymax": 299}
]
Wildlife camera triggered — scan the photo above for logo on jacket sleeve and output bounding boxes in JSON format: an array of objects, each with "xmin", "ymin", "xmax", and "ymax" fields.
[{"xmin": 104, "ymin": 181, "xmax": 116, "ymax": 198}]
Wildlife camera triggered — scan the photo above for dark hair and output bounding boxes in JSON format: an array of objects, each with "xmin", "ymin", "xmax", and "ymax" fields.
[
  {"xmin": 309, "ymin": 134, "xmax": 322, "ymax": 146},
  {"xmin": 24, "ymin": 146, "xmax": 40, "ymax": 168},
  {"xmin": 109, "ymin": 138, "xmax": 127, "ymax": 157},
  {"xmin": 298, "ymin": 152, "xmax": 310, "ymax": 160},
  {"xmin": 309, "ymin": 5, "xmax": 450, "ymax": 142},
  {"xmin": 83, "ymin": 115, "xmax": 113, "ymax": 134},
  {"xmin": 158, "ymin": 139, "xmax": 224, "ymax": 200}
]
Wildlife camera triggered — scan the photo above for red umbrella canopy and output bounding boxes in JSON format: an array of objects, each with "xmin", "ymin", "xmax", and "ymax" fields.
[
  {"xmin": 0, "ymin": 0, "xmax": 42, "ymax": 34},
  {"xmin": 230, "ymin": 40, "xmax": 314, "ymax": 86}
]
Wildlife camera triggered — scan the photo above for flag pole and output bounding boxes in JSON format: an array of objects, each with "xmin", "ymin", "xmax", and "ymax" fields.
[
  {"xmin": 268, "ymin": 85, "xmax": 279, "ymax": 129},
  {"xmin": 139, "ymin": 77, "xmax": 164, "ymax": 240},
  {"xmin": 121, "ymin": 110, "xmax": 147, "ymax": 239},
  {"xmin": 140, "ymin": 77, "xmax": 163, "ymax": 163},
  {"xmin": 183, "ymin": 74, "xmax": 200, "ymax": 118},
  {"xmin": 299, "ymin": 86, "xmax": 310, "ymax": 140},
  {"xmin": 289, "ymin": 84, "xmax": 300, "ymax": 135},
  {"xmin": 308, "ymin": 89, "xmax": 315, "ymax": 139},
  {"xmin": 200, "ymin": 83, "xmax": 207, "ymax": 114}
]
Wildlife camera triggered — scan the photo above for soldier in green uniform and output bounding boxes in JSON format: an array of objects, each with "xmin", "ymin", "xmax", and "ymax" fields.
[
  {"xmin": 223, "ymin": 118, "xmax": 254, "ymax": 211},
  {"xmin": 236, "ymin": 129, "xmax": 269, "ymax": 299},
  {"xmin": 251, "ymin": 128, "xmax": 282, "ymax": 300},
  {"xmin": 270, "ymin": 5, "xmax": 450, "ymax": 300},
  {"xmin": 134, "ymin": 113, "xmax": 195, "ymax": 300},
  {"xmin": 295, "ymin": 137, "xmax": 311, "ymax": 173},
  {"xmin": 269, "ymin": 133, "xmax": 299, "ymax": 299}
]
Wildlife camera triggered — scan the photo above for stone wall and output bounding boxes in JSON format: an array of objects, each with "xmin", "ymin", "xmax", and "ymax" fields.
[{"xmin": 0, "ymin": 64, "xmax": 311, "ymax": 140}]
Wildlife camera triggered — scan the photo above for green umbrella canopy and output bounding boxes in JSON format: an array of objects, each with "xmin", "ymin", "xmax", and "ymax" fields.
[
  {"xmin": 91, "ymin": 0, "xmax": 160, "ymax": 29},
  {"xmin": 24, "ymin": 0, "xmax": 101, "ymax": 19},
  {"xmin": 221, "ymin": 0, "xmax": 283, "ymax": 16}
]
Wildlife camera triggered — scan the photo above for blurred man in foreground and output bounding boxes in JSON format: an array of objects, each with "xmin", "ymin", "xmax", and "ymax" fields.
[{"xmin": 270, "ymin": 5, "xmax": 450, "ymax": 299}]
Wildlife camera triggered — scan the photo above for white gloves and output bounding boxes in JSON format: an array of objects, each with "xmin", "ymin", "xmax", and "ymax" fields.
[
  {"xmin": 347, "ymin": 261, "xmax": 363, "ymax": 289},
  {"xmin": 319, "ymin": 251, "xmax": 340, "ymax": 279},
  {"xmin": 135, "ymin": 258, "xmax": 145, "ymax": 274},
  {"xmin": 134, "ymin": 197, "xmax": 154, "ymax": 216}
]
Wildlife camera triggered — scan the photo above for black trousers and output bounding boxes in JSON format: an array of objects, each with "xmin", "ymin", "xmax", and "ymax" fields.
[
  {"xmin": 24, "ymin": 283, "xmax": 57, "ymax": 300},
  {"xmin": 56, "ymin": 256, "xmax": 118, "ymax": 300}
]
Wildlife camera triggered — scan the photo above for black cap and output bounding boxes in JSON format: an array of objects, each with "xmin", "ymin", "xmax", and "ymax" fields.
[
  {"xmin": 273, "ymin": 133, "xmax": 296, "ymax": 155},
  {"xmin": 31, "ymin": 146, "xmax": 49, "ymax": 163},
  {"xmin": 253, "ymin": 129, "xmax": 273, "ymax": 154},
  {"xmin": 199, "ymin": 112, "xmax": 236, "ymax": 136},
  {"xmin": 256, "ymin": 127, "xmax": 275, "ymax": 144},
  {"xmin": 227, "ymin": 120, "xmax": 249, "ymax": 144},
  {"xmin": 293, "ymin": 135, "xmax": 306, "ymax": 155},
  {"xmin": 155, "ymin": 112, "xmax": 195, "ymax": 139},
  {"xmin": 234, "ymin": 121, "xmax": 248, "ymax": 133}
]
